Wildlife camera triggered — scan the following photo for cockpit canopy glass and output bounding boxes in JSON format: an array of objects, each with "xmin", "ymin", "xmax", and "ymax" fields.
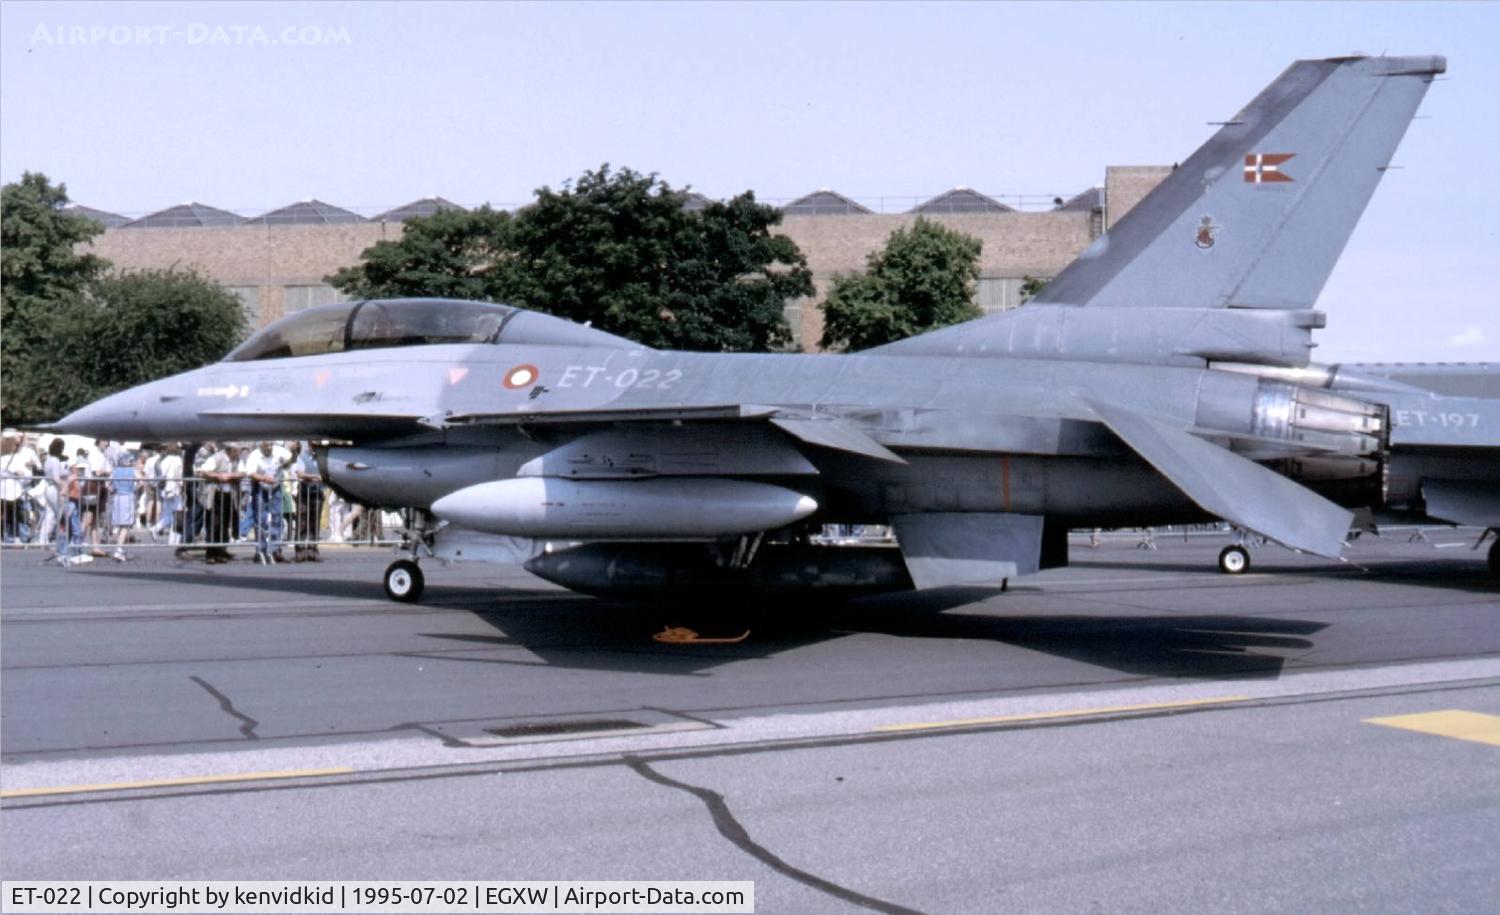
[{"xmin": 225, "ymin": 299, "xmax": 517, "ymax": 362}]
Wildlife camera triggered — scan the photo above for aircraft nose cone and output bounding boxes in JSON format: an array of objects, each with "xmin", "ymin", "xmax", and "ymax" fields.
[{"xmin": 53, "ymin": 388, "xmax": 149, "ymax": 439}]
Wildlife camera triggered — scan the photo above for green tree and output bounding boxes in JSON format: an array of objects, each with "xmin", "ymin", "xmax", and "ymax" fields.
[
  {"xmin": 331, "ymin": 165, "xmax": 813, "ymax": 352},
  {"xmin": 1, "ymin": 172, "xmax": 109, "ymax": 424},
  {"xmin": 500, "ymin": 168, "xmax": 811, "ymax": 350},
  {"xmin": 44, "ymin": 270, "xmax": 248, "ymax": 421},
  {"xmin": 1019, "ymin": 275, "xmax": 1049, "ymax": 304},
  {"xmin": 327, "ymin": 206, "xmax": 513, "ymax": 300},
  {"xmin": 819, "ymin": 217, "xmax": 983, "ymax": 351},
  {"xmin": 666, "ymin": 193, "xmax": 814, "ymax": 352}
]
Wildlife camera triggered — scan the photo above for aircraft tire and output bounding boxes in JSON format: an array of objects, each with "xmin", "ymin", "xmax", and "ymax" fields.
[
  {"xmin": 384, "ymin": 559, "xmax": 425, "ymax": 603},
  {"xmin": 1218, "ymin": 545, "xmax": 1251, "ymax": 575},
  {"xmin": 1489, "ymin": 538, "xmax": 1499, "ymax": 578}
]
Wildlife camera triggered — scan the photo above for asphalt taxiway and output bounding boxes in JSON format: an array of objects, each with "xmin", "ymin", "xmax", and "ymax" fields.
[{"xmin": 3, "ymin": 533, "xmax": 1497, "ymax": 912}]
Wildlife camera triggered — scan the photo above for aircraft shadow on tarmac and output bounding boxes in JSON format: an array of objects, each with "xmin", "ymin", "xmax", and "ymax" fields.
[
  {"xmin": 86, "ymin": 567, "xmax": 1329, "ymax": 680},
  {"xmin": 81, "ymin": 566, "xmax": 564, "ymax": 603},
  {"xmin": 408, "ymin": 586, "xmax": 1332, "ymax": 681},
  {"xmin": 1071, "ymin": 555, "xmax": 1500, "ymax": 594}
]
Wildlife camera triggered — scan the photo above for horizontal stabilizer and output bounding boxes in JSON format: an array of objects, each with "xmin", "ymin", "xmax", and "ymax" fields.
[
  {"xmin": 1089, "ymin": 400, "xmax": 1353, "ymax": 558},
  {"xmin": 890, "ymin": 512, "xmax": 1044, "ymax": 589},
  {"xmin": 1421, "ymin": 480, "xmax": 1500, "ymax": 528},
  {"xmin": 771, "ymin": 416, "xmax": 907, "ymax": 463}
]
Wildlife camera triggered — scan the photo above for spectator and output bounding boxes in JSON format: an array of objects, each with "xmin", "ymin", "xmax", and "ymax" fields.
[
  {"xmin": 2, "ymin": 430, "xmax": 41, "ymax": 544},
  {"xmin": 55, "ymin": 457, "xmax": 88, "ymax": 565},
  {"xmin": 137, "ymin": 446, "xmax": 161, "ymax": 535},
  {"xmin": 198, "ymin": 442, "xmax": 242, "ymax": 563},
  {"xmin": 326, "ymin": 489, "xmax": 349, "ymax": 544},
  {"xmin": 108, "ymin": 452, "xmax": 138, "ymax": 561},
  {"xmin": 37, "ymin": 438, "xmax": 67, "ymax": 546},
  {"xmin": 292, "ymin": 441, "xmax": 324, "ymax": 561},
  {"xmin": 155, "ymin": 444, "xmax": 184, "ymax": 544},
  {"xmin": 338, "ymin": 500, "xmax": 367, "ymax": 543},
  {"xmin": 178, "ymin": 441, "xmax": 209, "ymax": 554},
  {"xmin": 279, "ymin": 451, "xmax": 298, "ymax": 557},
  {"xmin": 242, "ymin": 440, "xmax": 291, "ymax": 563},
  {"xmin": 82, "ymin": 443, "xmax": 112, "ymax": 557}
]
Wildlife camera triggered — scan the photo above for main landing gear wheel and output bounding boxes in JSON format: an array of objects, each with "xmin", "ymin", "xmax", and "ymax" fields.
[
  {"xmin": 1218, "ymin": 544, "xmax": 1251, "ymax": 575},
  {"xmin": 384, "ymin": 559, "xmax": 425, "ymax": 603}
]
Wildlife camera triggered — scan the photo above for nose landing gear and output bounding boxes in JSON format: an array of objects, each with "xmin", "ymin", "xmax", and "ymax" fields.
[
  {"xmin": 382, "ymin": 509, "xmax": 438, "ymax": 603},
  {"xmin": 384, "ymin": 559, "xmax": 425, "ymax": 603}
]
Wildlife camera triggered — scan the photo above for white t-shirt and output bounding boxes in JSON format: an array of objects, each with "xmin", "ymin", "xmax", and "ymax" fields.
[
  {"xmin": 158, "ymin": 454, "xmax": 184, "ymax": 499},
  {"xmin": 1, "ymin": 446, "xmax": 40, "ymax": 500},
  {"xmin": 241, "ymin": 446, "xmax": 291, "ymax": 481},
  {"xmin": 199, "ymin": 451, "xmax": 238, "ymax": 495}
]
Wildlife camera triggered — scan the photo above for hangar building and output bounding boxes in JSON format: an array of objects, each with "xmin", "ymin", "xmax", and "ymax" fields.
[{"xmin": 69, "ymin": 167, "xmax": 1169, "ymax": 350}]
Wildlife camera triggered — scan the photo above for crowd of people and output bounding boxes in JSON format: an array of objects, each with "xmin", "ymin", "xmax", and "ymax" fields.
[{"xmin": 1, "ymin": 431, "xmax": 383, "ymax": 567}]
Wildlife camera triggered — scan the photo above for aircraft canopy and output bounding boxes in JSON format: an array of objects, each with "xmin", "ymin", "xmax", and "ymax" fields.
[{"xmin": 225, "ymin": 298, "xmax": 637, "ymax": 362}]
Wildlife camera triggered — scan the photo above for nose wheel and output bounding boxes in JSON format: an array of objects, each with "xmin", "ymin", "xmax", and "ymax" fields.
[
  {"xmin": 384, "ymin": 559, "xmax": 425, "ymax": 603},
  {"xmin": 1218, "ymin": 544, "xmax": 1251, "ymax": 575}
]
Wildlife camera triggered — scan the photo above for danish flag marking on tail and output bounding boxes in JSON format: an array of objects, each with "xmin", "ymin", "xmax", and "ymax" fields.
[{"xmin": 1244, "ymin": 152, "xmax": 1295, "ymax": 183}]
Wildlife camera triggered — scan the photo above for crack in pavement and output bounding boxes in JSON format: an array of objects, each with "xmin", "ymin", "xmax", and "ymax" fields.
[
  {"xmin": 189, "ymin": 675, "xmax": 260, "ymax": 740},
  {"xmin": 624, "ymin": 756, "xmax": 924, "ymax": 915}
]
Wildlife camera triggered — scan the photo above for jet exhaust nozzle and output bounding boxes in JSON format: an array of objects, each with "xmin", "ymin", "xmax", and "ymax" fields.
[{"xmin": 430, "ymin": 477, "xmax": 817, "ymax": 539}]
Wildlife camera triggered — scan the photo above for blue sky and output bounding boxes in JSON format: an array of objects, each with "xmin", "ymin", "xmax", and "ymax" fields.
[{"xmin": 2, "ymin": 1, "xmax": 1495, "ymax": 361}]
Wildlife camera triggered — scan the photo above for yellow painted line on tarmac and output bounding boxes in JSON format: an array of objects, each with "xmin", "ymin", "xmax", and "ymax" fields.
[
  {"xmin": 1, "ymin": 767, "xmax": 355, "ymax": 799},
  {"xmin": 1363, "ymin": 710, "xmax": 1500, "ymax": 747},
  {"xmin": 875, "ymin": 695, "xmax": 1251, "ymax": 733}
]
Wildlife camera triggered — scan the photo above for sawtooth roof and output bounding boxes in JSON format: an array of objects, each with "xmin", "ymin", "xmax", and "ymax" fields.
[
  {"xmin": 256, "ymin": 199, "xmax": 366, "ymax": 225},
  {"xmin": 120, "ymin": 202, "xmax": 242, "ymax": 228},
  {"xmin": 1053, "ymin": 187, "xmax": 1103, "ymax": 212},
  {"xmin": 782, "ymin": 189, "xmax": 872, "ymax": 216},
  {"xmin": 374, "ymin": 197, "xmax": 466, "ymax": 222},
  {"xmin": 910, "ymin": 187, "xmax": 1014, "ymax": 214},
  {"xmin": 61, "ymin": 205, "xmax": 129, "ymax": 228}
]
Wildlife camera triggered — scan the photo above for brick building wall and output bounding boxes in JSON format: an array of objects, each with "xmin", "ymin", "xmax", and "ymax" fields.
[
  {"xmin": 83, "ymin": 168, "xmax": 1168, "ymax": 350},
  {"xmin": 1104, "ymin": 166, "xmax": 1174, "ymax": 230},
  {"xmin": 88, "ymin": 222, "xmax": 401, "ymax": 325},
  {"xmin": 777, "ymin": 211, "xmax": 1096, "ymax": 347}
]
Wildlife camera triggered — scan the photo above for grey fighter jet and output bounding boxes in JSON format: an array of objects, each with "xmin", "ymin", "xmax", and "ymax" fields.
[{"xmin": 55, "ymin": 54, "xmax": 1500, "ymax": 601}]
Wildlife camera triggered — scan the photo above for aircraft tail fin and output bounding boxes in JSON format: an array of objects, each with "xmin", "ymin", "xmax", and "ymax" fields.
[{"xmin": 1032, "ymin": 54, "xmax": 1444, "ymax": 311}]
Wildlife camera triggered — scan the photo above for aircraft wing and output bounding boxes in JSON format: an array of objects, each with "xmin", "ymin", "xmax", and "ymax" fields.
[
  {"xmin": 1089, "ymin": 399, "xmax": 1353, "ymax": 559},
  {"xmin": 438, "ymin": 404, "xmax": 779, "ymax": 426},
  {"xmin": 770, "ymin": 416, "xmax": 906, "ymax": 463},
  {"xmin": 196, "ymin": 408, "xmax": 429, "ymax": 439},
  {"xmin": 442, "ymin": 404, "xmax": 907, "ymax": 464}
]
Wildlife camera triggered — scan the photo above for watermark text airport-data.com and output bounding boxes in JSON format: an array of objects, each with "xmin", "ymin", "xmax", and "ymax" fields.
[{"xmin": 29, "ymin": 23, "xmax": 353, "ymax": 47}]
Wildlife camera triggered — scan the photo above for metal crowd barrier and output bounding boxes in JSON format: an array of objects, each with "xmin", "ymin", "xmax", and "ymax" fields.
[{"xmin": 0, "ymin": 472, "xmax": 402, "ymax": 562}]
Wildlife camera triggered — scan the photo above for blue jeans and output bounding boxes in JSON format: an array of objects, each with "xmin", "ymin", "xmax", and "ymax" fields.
[
  {"xmin": 247, "ymin": 483, "xmax": 283, "ymax": 555},
  {"xmin": 55, "ymin": 500, "xmax": 82, "ymax": 559}
]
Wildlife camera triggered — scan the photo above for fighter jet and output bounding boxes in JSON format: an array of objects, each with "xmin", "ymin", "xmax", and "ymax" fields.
[{"xmin": 55, "ymin": 54, "xmax": 1499, "ymax": 602}]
